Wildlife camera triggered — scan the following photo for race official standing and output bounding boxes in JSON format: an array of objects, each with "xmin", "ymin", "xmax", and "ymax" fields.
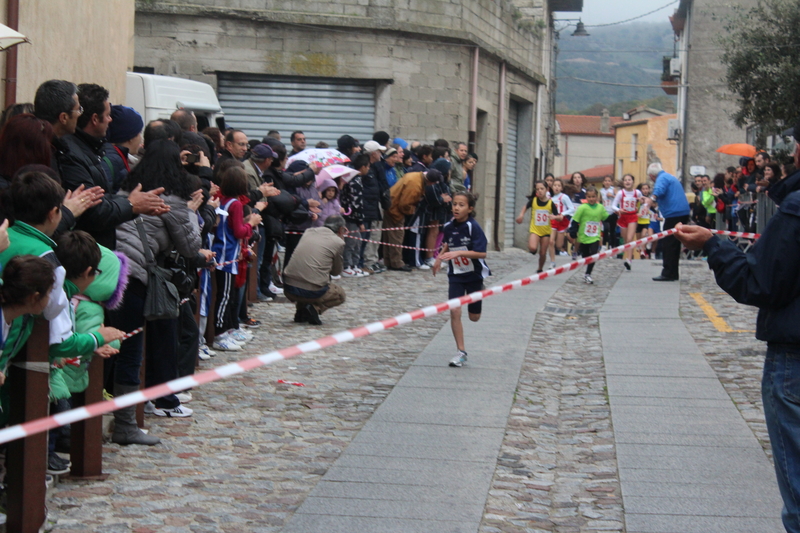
[{"xmin": 675, "ymin": 122, "xmax": 800, "ymax": 533}]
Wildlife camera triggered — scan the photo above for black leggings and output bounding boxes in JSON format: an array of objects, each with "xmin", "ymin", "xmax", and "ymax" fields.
[
  {"xmin": 214, "ymin": 270, "xmax": 239, "ymax": 336},
  {"xmin": 580, "ymin": 241, "xmax": 600, "ymax": 275}
]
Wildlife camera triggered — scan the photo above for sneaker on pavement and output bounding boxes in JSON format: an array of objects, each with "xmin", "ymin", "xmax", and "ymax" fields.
[
  {"xmin": 624, "ymin": 260, "xmax": 632, "ymax": 271},
  {"xmin": 361, "ymin": 266, "xmax": 374, "ymax": 274},
  {"xmin": 213, "ymin": 337, "xmax": 242, "ymax": 351},
  {"xmin": 370, "ymin": 262, "xmax": 384, "ymax": 273},
  {"xmin": 176, "ymin": 392, "xmax": 193, "ymax": 403},
  {"xmin": 330, "ymin": 274, "xmax": 342, "ymax": 280},
  {"xmin": 144, "ymin": 400, "xmax": 155, "ymax": 414},
  {"xmin": 584, "ymin": 274, "xmax": 594, "ymax": 284},
  {"xmin": 230, "ymin": 328, "xmax": 253, "ymax": 341},
  {"xmin": 244, "ymin": 317, "xmax": 261, "ymax": 328},
  {"xmin": 354, "ymin": 267, "xmax": 369, "ymax": 277},
  {"xmin": 152, "ymin": 404, "xmax": 193, "ymax": 418},
  {"xmin": 550, "ymin": 261, "xmax": 556, "ymax": 269},
  {"xmin": 342, "ymin": 268, "xmax": 358, "ymax": 277},
  {"xmin": 418, "ymin": 262, "xmax": 431, "ymax": 270},
  {"xmin": 198, "ymin": 349, "xmax": 211, "ymax": 361},
  {"xmin": 257, "ymin": 292, "xmax": 274, "ymax": 302},
  {"xmin": 449, "ymin": 350, "xmax": 468, "ymax": 367},
  {"xmin": 268, "ymin": 283, "xmax": 284, "ymax": 295},
  {"xmin": 46, "ymin": 453, "xmax": 70, "ymax": 476},
  {"xmin": 559, "ymin": 250, "xmax": 569, "ymax": 256}
]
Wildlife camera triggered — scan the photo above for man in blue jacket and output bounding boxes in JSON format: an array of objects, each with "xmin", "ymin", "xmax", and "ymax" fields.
[
  {"xmin": 675, "ymin": 125, "xmax": 800, "ymax": 533},
  {"xmin": 646, "ymin": 162, "xmax": 690, "ymax": 281}
]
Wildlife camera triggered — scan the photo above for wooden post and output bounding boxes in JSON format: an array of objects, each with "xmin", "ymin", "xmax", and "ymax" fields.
[
  {"xmin": 6, "ymin": 318, "xmax": 50, "ymax": 533},
  {"xmin": 68, "ymin": 355, "xmax": 107, "ymax": 479}
]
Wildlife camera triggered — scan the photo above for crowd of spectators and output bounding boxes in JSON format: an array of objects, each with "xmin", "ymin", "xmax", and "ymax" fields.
[{"xmin": 0, "ymin": 79, "xmax": 479, "ymax": 484}]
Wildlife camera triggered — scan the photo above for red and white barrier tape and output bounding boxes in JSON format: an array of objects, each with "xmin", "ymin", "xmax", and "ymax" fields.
[
  {"xmin": 0, "ymin": 227, "xmax": 696, "ymax": 445},
  {"xmin": 343, "ymin": 233, "xmax": 438, "ymax": 252},
  {"xmin": 59, "ymin": 327, "xmax": 145, "ymax": 368},
  {"xmin": 710, "ymin": 229, "xmax": 760, "ymax": 239}
]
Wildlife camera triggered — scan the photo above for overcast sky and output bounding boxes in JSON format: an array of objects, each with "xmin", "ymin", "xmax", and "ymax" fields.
[{"xmin": 574, "ymin": 0, "xmax": 677, "ymax": 26}]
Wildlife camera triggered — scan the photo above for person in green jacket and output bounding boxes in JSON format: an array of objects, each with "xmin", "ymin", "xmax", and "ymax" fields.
[
  {"xmin": 0, "ymin": 255, "xmax": 57, "ymax": 427},
  {"xmin": 700, "ymin": 174, "xmax": 717, "ymax": 227}
]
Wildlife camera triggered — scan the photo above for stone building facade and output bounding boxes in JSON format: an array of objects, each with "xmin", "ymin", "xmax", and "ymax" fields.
[
  {"xmin": 134, "ymin": 0, "xmax": 579, "ymax": 250},
  {"xmin": 669, "ymin": 0, "xmax": 756, "ymax": 184}
]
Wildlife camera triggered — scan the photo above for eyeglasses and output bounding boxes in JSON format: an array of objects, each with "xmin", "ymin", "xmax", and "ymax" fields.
[
  {"xmin": 235, "ymin": 142, "xmax": 249, "ymax": 147},
  {"xmin": 71, "ymin": 106, "xmax": 84, "ymax": 116}
]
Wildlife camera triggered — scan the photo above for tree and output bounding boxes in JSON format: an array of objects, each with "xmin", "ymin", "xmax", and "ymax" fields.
[{"xmin": 719, "ymin": 0, "xmax": 800, "ymax": 137}]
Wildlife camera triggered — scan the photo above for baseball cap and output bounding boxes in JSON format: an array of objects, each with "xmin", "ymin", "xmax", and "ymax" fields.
[{"xmin": 363, "ymin": 140, "xmax": 386, "ymax": 154}]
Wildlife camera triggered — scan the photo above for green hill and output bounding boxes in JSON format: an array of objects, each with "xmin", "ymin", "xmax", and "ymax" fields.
[{"xmin": 556, "ymin": 21, "xmax": 677, "ymax": 114}]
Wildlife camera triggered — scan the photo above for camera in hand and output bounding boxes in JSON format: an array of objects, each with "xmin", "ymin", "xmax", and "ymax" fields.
[{"xmin": 185, "ymin": 153, "xmax": 199, "ymax": 164}]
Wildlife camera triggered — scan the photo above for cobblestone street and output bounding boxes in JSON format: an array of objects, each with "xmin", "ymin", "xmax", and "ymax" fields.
[{"xmin": 43, "ymin": 250, "xmax": 771, "ymax": 533}]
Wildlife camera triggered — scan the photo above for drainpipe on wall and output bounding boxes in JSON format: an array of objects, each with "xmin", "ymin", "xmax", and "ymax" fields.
[
  {"xmin": 493, "ymin": 62, "xmax": 506, "ymax": 251},
  {"xmin": 468, "ymin": 47, "xmax": 479, "ymax": 156},
  {"xmin": 4, "ymin": 0, "xmax": 20, "ymax": 108},
  {"xmin": 534, "ymin": 83, "xmax": 543, "ymax": 181}
]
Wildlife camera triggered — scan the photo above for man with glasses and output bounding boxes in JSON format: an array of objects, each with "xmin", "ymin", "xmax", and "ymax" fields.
[
  {"xmin": 35, "ymin": 80, "xmax": 167, "ymax": 249},
  {"xmin": 215, "ymin": 129, "xmax": 250, "ymax": 174}
]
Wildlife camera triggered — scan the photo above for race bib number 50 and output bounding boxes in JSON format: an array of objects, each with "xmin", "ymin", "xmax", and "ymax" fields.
[
  {"xmin": 449, "ymin": 246, "xmax": 474, "ymax": 275},
  {"xmin": 534, "ymin": 209, "xmax": 550, "ymax": 226}
]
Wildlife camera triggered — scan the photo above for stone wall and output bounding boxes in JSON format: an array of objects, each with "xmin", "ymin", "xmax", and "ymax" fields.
[{"xmin": 682, "ymin": 0, "xmax": 753, "ymax": 178}]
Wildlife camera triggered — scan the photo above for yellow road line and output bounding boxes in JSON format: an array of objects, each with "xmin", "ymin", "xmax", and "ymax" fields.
[{"xmin": 690, "ymin": 293, "xmax": 755, "ymax": 333}]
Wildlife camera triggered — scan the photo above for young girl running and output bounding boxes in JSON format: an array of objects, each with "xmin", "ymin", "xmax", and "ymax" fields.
[
  {"xmin": 433, "ymin": 192, "xmax": 490, "ymax": 368},
  {"xmin": 568, "ymin": 186, "xmax": 608, "ymax": 284},
  {"xmin": 612, "ymin": 174, "xmax": 643, "ymax": 271},
  {"xmin": 636, "ymin": 182, "xmax": 653, "ymax": 258},
  {"xmin": 548, "ymin": 179, "xmax": 575, "ymax": 269},
  {"xmin": 516, "ymin": 181, "xmax": 563, "ymax": 273}
]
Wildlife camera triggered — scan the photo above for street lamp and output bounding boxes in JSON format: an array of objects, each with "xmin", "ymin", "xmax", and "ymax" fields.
[{"xmin": 548, "ymin": 18, "xmax": 590, "ymax": 176}]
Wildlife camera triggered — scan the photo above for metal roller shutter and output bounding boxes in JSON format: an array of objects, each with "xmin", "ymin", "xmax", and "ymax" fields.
[
  {"xmin": 504, "ymin": 100, "xmax": 520, "ymax": 247},
  {"xmin": 217, "ymin": 73, "xmax": 376, "ymax": 146}
]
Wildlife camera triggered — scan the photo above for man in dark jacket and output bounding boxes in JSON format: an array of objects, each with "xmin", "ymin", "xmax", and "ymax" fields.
[
  {"xmin": 675, "ymin": 124, "xmax": 800, "ymax": 532},
  {"xmin": 49, "ymin": 82, "xmax": 166, "ymax": 249}
]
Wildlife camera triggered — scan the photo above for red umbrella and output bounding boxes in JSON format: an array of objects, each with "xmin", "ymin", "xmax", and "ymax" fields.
[{"xmin": 716, "ymin": 143, "xmax": 756, "ymax": 158}]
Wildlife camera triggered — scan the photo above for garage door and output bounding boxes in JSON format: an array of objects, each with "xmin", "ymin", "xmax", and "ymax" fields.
[
  {"xmin": 217, "ymin": 73, "xmax": 376, "ymax": 146},
  {"xmin": 504, "ymin": 100, "xmax": 520, "ymax": 247}
]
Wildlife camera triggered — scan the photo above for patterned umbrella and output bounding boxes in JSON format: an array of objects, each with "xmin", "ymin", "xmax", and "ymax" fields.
[
  {"xmin": 286, "ymin": 148, "xmax": 351, "ymax": 169},
  {"xmin": 316, "ymin": 164, "xmax": 359, "ymax": 187}
]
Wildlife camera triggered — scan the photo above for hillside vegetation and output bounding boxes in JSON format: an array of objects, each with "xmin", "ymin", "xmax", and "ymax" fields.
[{"xmin": 556, "ymin": 21, "xmax": 677, "ymax": 114}]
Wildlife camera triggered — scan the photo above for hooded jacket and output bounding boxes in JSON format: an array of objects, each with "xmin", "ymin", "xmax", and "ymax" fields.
[
  {"xmin": 59, "ymin": 246, "xmax": 128, "ymax": 395},
  {"xmin": 703, "ymin": 168, "xmax": 800, "ymax": 345},
  {"xmin": 316, "ymin": 177, "xmax": 341, "ymax": 226}
]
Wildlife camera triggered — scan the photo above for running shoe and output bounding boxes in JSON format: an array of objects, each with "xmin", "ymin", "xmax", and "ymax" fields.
[
  {"xmin": 418, "ymin": 262, "xmax": 431, "ymax": 270},
  {"xmin": 213, "ymin": 337, "xmax": 242, "ymax": 351},
  {"xmin": 152, "ymin": 404, "xmax": 194, "ymax": 418},
  {"xmin": 584, "ymin": 274, "xmax": 594, "ymax": 284},
  {"xmin": 176, "ymin": 391, "xmax": 193, "ymax": 403},
  {"xmin": 342, "ymin": 268, "xmax": 358, "ymax": 277},
  {"xmin": 559, "ymin": 251, "xmax": 569, "ymax": 256},
  {"xmin": 550, "ymin": 261, "xmax": 556, "ymax": 269},
  {"xmin": 228, "ymin": 329, "xmax": 252, "ymax": 343},
  {"xmin": 144, "ymin": 400, "xmax": 155, "ymax": 414},
  {"xmin": 354, "ymin": 267, "xmax": 369, "ymax": 277},
  {"xmin": 624, "ymin": 260, "xmax": 631, "ymax": 271},
  {"xmin": 331, "ymin": 274, "xmax": 342, "ymax": 280},
  {"xmin": 268, "ymin": 283, "xmax": 283, "ymax": 295},
  {"xmin": 449, "ymin": 350, "xmax": 468, "ymax": 367}
]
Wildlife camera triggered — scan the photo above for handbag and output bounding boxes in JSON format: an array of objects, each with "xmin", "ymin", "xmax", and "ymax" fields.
[
  {"xmin": 135, "ymin": 218, "xmax": 180, "ymax": 321},
  {"xmin": 163, "ymin": 250, "xmax": 195, "ymax": 299}
]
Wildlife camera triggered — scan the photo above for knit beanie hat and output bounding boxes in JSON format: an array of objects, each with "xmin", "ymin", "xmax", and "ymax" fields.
[{"xmin": 107, "ymin": 105, "xmax": 143, "ymax": 144}]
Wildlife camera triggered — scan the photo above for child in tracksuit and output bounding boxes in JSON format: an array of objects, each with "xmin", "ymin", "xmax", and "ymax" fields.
[{"xmin": 341, "ymin": 154, "xmax": 369, "ymax": 277}]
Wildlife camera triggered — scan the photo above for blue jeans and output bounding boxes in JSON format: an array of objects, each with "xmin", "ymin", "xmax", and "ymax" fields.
[{"xmin": 762, "ymin": 344, "xmax": 800, "ymax": 533}]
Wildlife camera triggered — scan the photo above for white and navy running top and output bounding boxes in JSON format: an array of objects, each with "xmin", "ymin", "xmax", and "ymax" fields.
[
  {"xmin": 441, "ymin": 216, "xmax": 491, "ymax": 283},
  {"xmin": 551, "ymin": 192, "xmax": 575, "ymax": 217},
  {"xmin": 212, "ymin": 198, "xmax": 241, "ymax": 275}
]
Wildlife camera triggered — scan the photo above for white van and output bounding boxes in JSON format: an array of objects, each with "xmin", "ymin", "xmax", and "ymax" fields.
[{"xmin": 125, "ymin": 72, "xmax": 224, "ymax": 131}]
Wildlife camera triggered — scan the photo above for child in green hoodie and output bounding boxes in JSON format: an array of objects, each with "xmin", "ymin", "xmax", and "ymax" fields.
[{"xmin": 52, "ymin": 231, "xmax": 156, "ymax": 447}]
